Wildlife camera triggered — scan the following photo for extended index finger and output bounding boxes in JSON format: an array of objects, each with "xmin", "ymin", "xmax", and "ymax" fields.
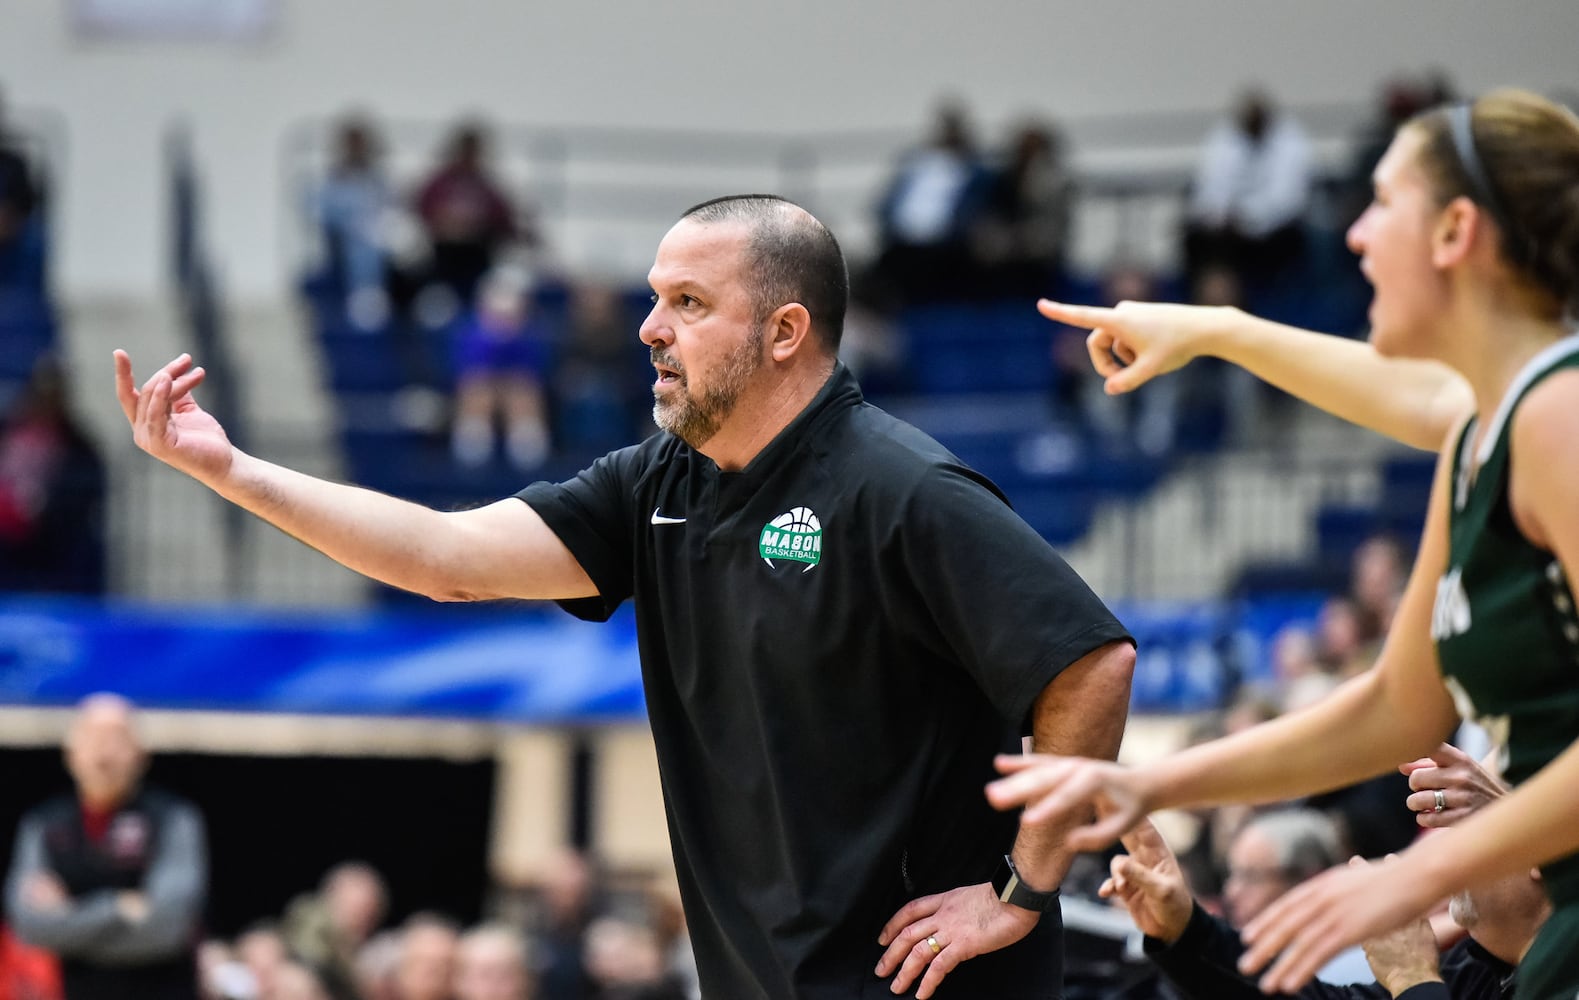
[{"xmin": 1037, "ymin": 299, "xmax": 1113, "ymax": 330}]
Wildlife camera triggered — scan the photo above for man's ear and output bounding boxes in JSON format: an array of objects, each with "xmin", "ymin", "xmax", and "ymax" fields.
[
  {"xmin": 1432, "ymin": 196, "xmax": 1481, "ymax": 270},
  {"xmin": 768, "ymin": 302, "xmax": 813, "ymax": 361}
]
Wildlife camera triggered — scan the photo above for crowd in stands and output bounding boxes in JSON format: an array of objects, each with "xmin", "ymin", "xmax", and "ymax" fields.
[
  {"xmin": 1, "ymin": 697, "xmax": 699, "ymax": 1000},
  {"xmin": 294, "ymin": 76, "xmax": 1459, "ymax": 506},
  {"xmin": 0, "ymin": 85, "xmax": 105, "ymax": 599}
]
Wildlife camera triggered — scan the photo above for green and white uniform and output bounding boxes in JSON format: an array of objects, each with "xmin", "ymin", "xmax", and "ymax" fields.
[{"xmin": 1433, "ymin": 335, "xmax": 1579, "ymax": 1000}]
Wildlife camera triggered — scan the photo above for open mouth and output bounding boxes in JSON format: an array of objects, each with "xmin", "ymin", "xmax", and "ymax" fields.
[{"xmin": 653, "ymin": 356, "xmax": 683, "ymax": 385}]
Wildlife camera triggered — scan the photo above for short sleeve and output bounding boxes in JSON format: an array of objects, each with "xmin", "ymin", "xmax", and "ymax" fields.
[
  {"xmin": 899, "ymin": 464, "xmax": 1132, "ymax": 729},
  {"xmin": 516, "ymin": 446, "xmax": 643, "ymax": 622}
]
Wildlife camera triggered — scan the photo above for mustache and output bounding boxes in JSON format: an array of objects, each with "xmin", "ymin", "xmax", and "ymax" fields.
[{"xmin": 650, "ymin": 349, "xmax": 684, "ymax": 375}]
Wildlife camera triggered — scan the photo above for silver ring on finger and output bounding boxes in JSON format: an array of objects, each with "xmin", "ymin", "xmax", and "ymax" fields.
[
  {"xmin": 925, "ymin": 935, "xmax": 941, "ymax": 955},
  {"xmin": 1433, "ymin": 789, "xmax": 1447, "ymax": 813}
]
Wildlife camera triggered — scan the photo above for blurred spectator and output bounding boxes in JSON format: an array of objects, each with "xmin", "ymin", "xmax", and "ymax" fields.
[
  {"xmin": 527, "ymin": 849, "xmax": 599, "ymax": 1000},
  {"xmin": 1184, "ymin": 87, "xmax": 1313, "ymax": 303},
  {"xmin": 414, "ymin": 121, "xmax": 526, "ymax": 314},
  {"xmin": 551, "ymin": 280, "xmax": 649, "ymax": 452},
  {"xmin": 970, "ymin": 121, "xmax": 1073, "ymax": 298},
  {"xmin": 234, "ymin": 923, "xmax": 289, "ymax": 1000},
  {"xmin": 3, "ymin": 694, "xmax": 208, "ymax": 1000},
  {"xmin": 450, "ymin": 268, "xmax": 552, "ymax": 470},
  {"xmin": 282, "ymin": 862, "xmax": 387, "ymax": 1000},
  {"xmin": 353, "ymin": 930, "xmax": 401, "ymax": 1000},
  {"xmin": 1314, "ymin": 595, "xmax": 1372, "ymax": 680},
  {"xmin": 453, "ymin": 924, "xmax": 531, "ymax": 1000},
  {"xmin": 274, "ymin": 962, "xmax": 332, "ymax": 1000},
  {"xmin": 196, "ymin": 939, "xmax": 253, "ymax": 1000},
  {"xmin": 1267, "ymin": 624, "xmax": 1336, "ymax": 714},
  {"xmin": 581, "ymin": 918, "xmax": 685, "ymax": 1000},
  {"xmin": 1340, "ymin": 72, "xmax": 1456, "ymax": 229},
  {"xmin": 0, "ymin": 921, "xmax": 62, "ymax": 1000},
  {"xmin": 0, "ymin": 359, "xmax": 106, "ymax": 595},
  {"xmin": 640, "ymin": 888, "xmax": 694, "ymax": 1000},
  {"xmin": 868, "ymin": 100, "xmax": 991, "ymax": 308},
  {"xmin": 0, "ymin": 87, "xmax": 41, "ymax": 275},
  {"xmin": 313, "ymin": 114, "xmax": 394, "ymax": 331},
  {"xmin": 391, "ymin": 914, "xmax": 458, "ymax": 1000},
  {"xmin": 1349, "ymin": 533, "xmax": 1406, "ymax": 645},
  {"xmin": 1165, "ymin": 701, "xmax": 1275, "ymax": 909},
  {"xmin": 1222, "ymin": 809, "xmax": 1369, "ymax": 984}
]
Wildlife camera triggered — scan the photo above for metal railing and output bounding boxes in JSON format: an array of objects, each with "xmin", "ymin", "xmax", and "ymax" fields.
[{"xmin": 107, "ymin": 424, "xmax": 1405, "ymax": 607}]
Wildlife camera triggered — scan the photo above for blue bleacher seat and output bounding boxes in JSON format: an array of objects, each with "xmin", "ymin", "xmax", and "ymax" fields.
[{"xmin": 319, "ymin": 332, "xmax": 407, "ymax": 393}]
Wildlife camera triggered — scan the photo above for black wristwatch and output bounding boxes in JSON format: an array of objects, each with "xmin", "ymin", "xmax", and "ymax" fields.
[{"xmin": 991, "ymin": 854, "xmax": 1060, "ymax": 912}]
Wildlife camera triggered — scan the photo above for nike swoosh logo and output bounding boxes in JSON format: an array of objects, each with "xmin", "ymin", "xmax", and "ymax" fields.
[{"xmin": 650, "ymin": 508, "xmax": 687, "ymax": 525}]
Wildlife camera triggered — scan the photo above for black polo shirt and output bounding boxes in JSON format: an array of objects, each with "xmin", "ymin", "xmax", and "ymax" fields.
[{"xmin": 518, "ymin": 365, "xmax": 1131, "ymax": 1000}]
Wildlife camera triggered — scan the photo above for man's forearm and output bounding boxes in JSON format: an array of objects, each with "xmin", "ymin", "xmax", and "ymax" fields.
[
  {"xmin": 94, "ymin": 805, "xmax": 207, "ymax": 963},
  {"xmin": 9, "ymin": 892, "xmax": 124, "ymax": 954},
  {"xmin": 211, "ymin": 451, "xmax": 473, "ymax": 599},
  {"xmin": 1014, "ymin": 639, "xmax": 1134, "ymax": 888}
]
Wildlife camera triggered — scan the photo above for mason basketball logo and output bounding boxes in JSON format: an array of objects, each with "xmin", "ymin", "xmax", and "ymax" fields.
[{"xmin": 759, "ymin": 507, "xmax": 822, "ymax": 572}]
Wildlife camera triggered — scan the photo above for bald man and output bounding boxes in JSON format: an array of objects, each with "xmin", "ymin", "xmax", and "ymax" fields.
[{"xmin": 3, "ymin": 694, "xmax": 207, "ymax": 1000}]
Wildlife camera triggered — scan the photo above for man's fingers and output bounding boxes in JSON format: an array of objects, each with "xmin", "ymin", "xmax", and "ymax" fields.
[
  {"xmin": 1398, "ymin": 757, "xmax": 1434, "ymax": 776},
  {"xmin": 915, "ymin": 946, "xmax": 963, "ymax": 1000},
  {"xmin": 169, "ymin": 366, "xmax": 207, "ymax": 401},
  {"xmin": 146, "ymin": 373, "xmax": 176, "ymax": 445},
  {"xmin": 158, "ymin": 353, "xmax": 194, "ymax": 381},
  {"xmin": 113, "ymin": 350, "xmax": 140, "ymax": 423},
  {"xmin": 1038, "ymin": 299, "xmax": 1111, "ymax": 330},
  {"xmin": 886, "ymin": 936, "xmax": 938, "ymax": 995},
  {"xmin": 877, "ymin": 895, "xmax": 939, "ymax": 947}
]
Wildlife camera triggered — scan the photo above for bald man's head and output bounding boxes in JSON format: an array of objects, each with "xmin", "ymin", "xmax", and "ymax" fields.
[
  {"xmin": 680, "ymin": 195, "xmax": 849, "ymax": 353},
  {"xmin": 65, "ymin": 693, "xmax": 146, "ymax": 807}
]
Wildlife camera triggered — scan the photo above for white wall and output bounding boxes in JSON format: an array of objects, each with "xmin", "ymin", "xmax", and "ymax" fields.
[{"xmin": 3, "ymin": 0, "xmax": 1576, "ymax": 300}]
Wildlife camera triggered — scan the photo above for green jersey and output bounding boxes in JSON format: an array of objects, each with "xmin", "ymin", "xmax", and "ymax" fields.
[{"xmin": 1433, "ymin": 335, "xmax": 1579, "ymax": 906}]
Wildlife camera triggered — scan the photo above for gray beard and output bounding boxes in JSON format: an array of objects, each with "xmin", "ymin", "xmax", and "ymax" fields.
[
  {"xmin": 1448, "ymin": 890, "xmax": 1478, "ymax": 931},
  {"xmin": 652, "ymin": 327, "xmax": 765, "ymax": 448}
]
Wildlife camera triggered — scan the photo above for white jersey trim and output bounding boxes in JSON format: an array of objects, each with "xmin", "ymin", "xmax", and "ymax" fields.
[{"xmin": 1475, "ymin": 331, "xmax": 1579, "ymax": 468}]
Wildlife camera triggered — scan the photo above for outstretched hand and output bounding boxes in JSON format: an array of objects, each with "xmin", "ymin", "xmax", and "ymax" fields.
[
  {"xmin": 113, "ymin": 351, "xmax": 232, "ymax": 484},
  {"xmin": 1037, "ymin": 299, "xmax": 1225, "ymax": 396},
  {"xmin": 1237, "ymin": 853, "xmax": 1441, "ymax": 994},
  {"xmin": 1098, "ymin": 817, "xmax": 1193, "ymax": 943},
  {"xmin": 986, "ymin": 753, "xmax": 1151, "ymax": 854}
]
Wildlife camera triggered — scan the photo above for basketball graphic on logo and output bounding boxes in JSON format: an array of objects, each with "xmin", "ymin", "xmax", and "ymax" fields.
[{"xmin": 759, "ymin": 507, "xmax": 823, "ymax": 571}]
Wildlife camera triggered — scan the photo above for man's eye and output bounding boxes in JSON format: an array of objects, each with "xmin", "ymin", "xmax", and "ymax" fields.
[
  {"xmin": 680, "ymin": 295, "xmax": 698, "ymax": 308},
  {"xmin": 649, "ymin": 293, "xmax": 659, "ymax": 305}
]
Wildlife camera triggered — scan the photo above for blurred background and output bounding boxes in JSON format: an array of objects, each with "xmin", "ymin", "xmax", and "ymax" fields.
[{"xmin": 0, "ymin": 2, "xmax": 1575, "ymax": 997}]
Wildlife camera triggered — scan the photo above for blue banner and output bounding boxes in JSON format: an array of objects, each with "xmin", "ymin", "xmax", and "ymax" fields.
[
  {"xmin": 0, "ymin": 598, "xmax": 645, "ymax": 722},
  {"xmin": 0, "ymin": 593, "xmax": 1326, "ymax": 720}
]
